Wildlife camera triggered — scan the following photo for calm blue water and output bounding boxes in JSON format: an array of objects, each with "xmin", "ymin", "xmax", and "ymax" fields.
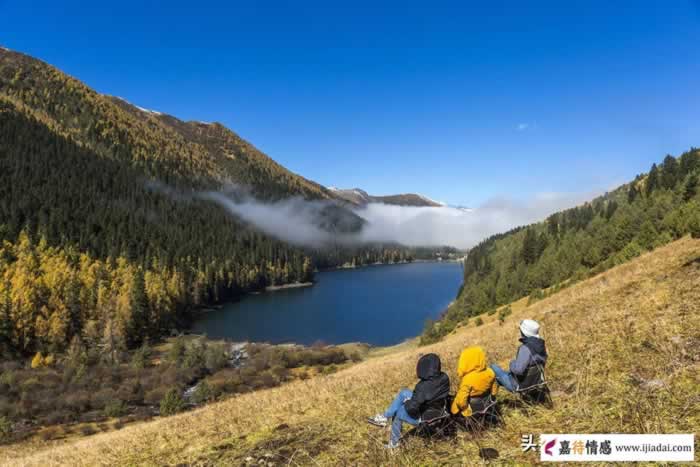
[{"xmin": 191, "ymin": 262, "xmax": 462, "ymax": 346}]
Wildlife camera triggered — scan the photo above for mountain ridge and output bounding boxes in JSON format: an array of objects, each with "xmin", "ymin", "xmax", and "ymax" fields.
[{"xmin": 328, "ymin": 187, "xmax": 445, "ymax": 207}]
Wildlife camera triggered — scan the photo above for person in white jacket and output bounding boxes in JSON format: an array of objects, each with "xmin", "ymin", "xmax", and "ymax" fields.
[{"xmin": 490, "ymin": 319, "xmax": 547, "ymax": 392}]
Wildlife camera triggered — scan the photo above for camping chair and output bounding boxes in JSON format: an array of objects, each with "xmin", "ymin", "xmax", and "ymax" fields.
[
  {"xmin": 400, "ymin": 398, "xmax": 456, "ymax": 442},
  {"xmin": 454, "ymin": 393, "xmax": 502, "ymax": 433},
  {"xmin": 514, "ymin": 363, "xmax": 551, "ymax": 405}
]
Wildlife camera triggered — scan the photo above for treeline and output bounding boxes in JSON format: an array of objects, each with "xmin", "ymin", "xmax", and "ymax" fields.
[
  {"xmin": 423, "ymin": 149, "xmax": 700, "ymax": 343},
  {"xmin": 312, "ymin": 245, "xmax": 462, "ymax": 269}
]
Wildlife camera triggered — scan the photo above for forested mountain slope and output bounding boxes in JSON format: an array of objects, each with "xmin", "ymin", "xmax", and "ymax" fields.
[
  {"xmin": 0, "ymin": 47, "xmax": 415, "ymax": 358},
  {"xmin": 0, "ymin": 97, "xmax": 316, "ymax": 354},
  {"xmin": 423, "ymin": 148, "xmax": 700, "ymax": 342},
  {"xmin": 0, "ymin": 48, "xmax": 332, "ymax": 200}
]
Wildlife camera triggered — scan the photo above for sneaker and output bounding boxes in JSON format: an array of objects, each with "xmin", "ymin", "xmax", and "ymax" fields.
[
  {"xmin": 386, "ymin": 441, "xmax": 400, "ymax": 450},
  {"xmin": 367, "ymin": 414, "xmax": 388, "ymax": 427}
]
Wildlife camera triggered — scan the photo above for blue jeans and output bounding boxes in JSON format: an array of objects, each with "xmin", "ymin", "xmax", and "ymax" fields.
[
  {"xmin": 490, "ymin": 363, "xmax": 517, "ymax": 392},
  {"xmin": 384, "ymin": 388, "xmax": 419, "ymax": 445}
]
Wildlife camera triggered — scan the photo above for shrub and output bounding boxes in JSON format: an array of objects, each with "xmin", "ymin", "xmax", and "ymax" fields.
[
  {"xmin": 0, "ymin": 370, "xmax": 16, "ymax": 390},
  {"xmin": 182, "ymin": 338, "xmax": 207, "ymax": 369},
  {"xmin": 144, "ymin": 387, "xmax": 167, "ymax": 405},
  {"xmin": 20, "ymin": 377, "xmax": 40, "ymax": 392},
  {"xmin": 419, "ymin": 319, "xmax": 442, "ymax": 345},
  {"xmin": 191, "ymin": 381, "xmax": 214, "ymax": 404},
  {"xmin": 167, "ymin": 337, "xmax": 186, "ymax": 366},
  {"xmin": 348, "ymin": 351, "xmax": 363, "ymax": 363},
  {"xmin": 498, "ymin": 306, "xmax": 512, "ymax": 324},
  {"xmin": 615, "ymin": 241, "xmax": 643, "ymax": 264},
  {"xmin": 0, "ymin": 415, "xmax": 11, "ymax": 439},
  {"xmin": 103, "ymin": 400, "xmax": 128, "ymax": 418},
  {"xmin": 689, "ymin": 211, "xmax": 700, "ymax": 239},
  {"xmin": 527, "ymin": 289, "xmax": 544, "ymax": 305},
  {"xmin": 159, "ymin": 389, "xmax": 185, "ymax": 416},
  {"xmin": 116, "ymin": 377, "xmax": 143, "ymax": 402},
  {"xmin": 204, "ymin": 343, "xmax": 228, "ymax": 372},
  {"xmin": 91, "ymin": 388, "xmax": 119, "ymax": 410},
  {"xmin": 474, "ymin": 317, "xmax": 484, "ymax": 327},
  {"xmin": 130, "ymin": 341, "xmax": 152, "ymax": 369}
]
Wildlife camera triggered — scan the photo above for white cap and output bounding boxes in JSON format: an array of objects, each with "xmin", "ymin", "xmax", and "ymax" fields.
[{"xmin": 520, "ymin": 319, "xmax": 540, "ymax": 338}]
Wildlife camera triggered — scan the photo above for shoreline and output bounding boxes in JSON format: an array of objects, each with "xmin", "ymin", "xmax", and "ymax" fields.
[
  {"xmin": 319, "ymin": 257, "xmax": 464, "ymax": 273},
  {"xmin": 193, "ymin": 259, "xmax": 462, "ymax": 316},
  {"xmin": 264, "ymin": 281, "xmax": 314, "ymax": 292}
]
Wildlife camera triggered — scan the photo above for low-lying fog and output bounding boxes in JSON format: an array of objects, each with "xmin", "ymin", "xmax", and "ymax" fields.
[{"xmin": 201, "ymin": 190, "xmax": 598, "ymax": 250}]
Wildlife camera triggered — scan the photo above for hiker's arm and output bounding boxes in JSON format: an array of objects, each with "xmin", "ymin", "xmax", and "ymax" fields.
[
  {"xmin": 450, "ymin": 382, "xmax": 471, "ymax": 414},
  {"xmin": 509, "ymin": 345, "xmax": 531, "ymax": 376},
  {"xmin": 404, "ymin": 383, "xmax": 426, "ymax": 419}
]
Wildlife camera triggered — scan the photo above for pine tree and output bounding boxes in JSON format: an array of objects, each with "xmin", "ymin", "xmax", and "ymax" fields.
[
  {"xmin": 101, "ymin": 319, "xmax": 123, "ymax": 366},
  {"xmin": 128, "ymin": 269, "xmax": 149, "ymax": 347},
  {"xmin": 605, "ymin": 200, "xmax": 618, "ymax": 219},
  {"xmin": 0, "ymin": 287, "xmax": 11, "ymax": 356},
  {"xmin": 547, "ymin": 213, "xmax": 560, "ymax": 237},
  {"xmin": 646, "ymin": 163, "xmax": 659, "ymax": 195},
  {"xmin": 684, "ymin": 174, "xmax": 698, "ymax": 202},
  {"xmin": 521, "ymin": 228, "xmax": 539, "ymax": 264},
  {"xmin": 661, "ymin": 155, "xmax": 679, "ymax": 189},
  {"xmin": 679, "ymin": 149, "xmax": 699, "ymax": 175},
  {"xmin": 627, "ymin": 184, "xmax": 639, "ymax": 203},
  {"xmin": 637, "ymin": 220, "xmax": 658, "ymax": 250}
]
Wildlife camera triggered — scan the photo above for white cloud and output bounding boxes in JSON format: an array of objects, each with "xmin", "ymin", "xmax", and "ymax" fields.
[
  {"xmin": 354, "ymin": 191, "xmax": 598, "ymax": 249},
  {"xmin": 151, "ymin": 181, "xmax": 600, "ymax": 250},
  {"xmin": 201, "ymin": 190, "xmax": 600, "ymax": 250},
  {"xmin": 517, "ymin": 122, "xmax": 529, "ymax": 131}
]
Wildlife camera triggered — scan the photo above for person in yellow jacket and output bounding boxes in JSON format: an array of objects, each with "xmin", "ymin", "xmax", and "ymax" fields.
[{"xmin": 450, "ymin": 346, "xmax": 498, "ymax": 417}]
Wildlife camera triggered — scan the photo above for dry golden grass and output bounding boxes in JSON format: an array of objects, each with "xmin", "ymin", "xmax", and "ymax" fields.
[{"xmin": 2, "ymin": 237, "xmax": 699, "ymax": 466}]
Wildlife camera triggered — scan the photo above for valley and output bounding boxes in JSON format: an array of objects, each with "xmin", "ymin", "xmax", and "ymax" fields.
[{"xmin": 3, "ymin": 235, "xmax": 697, "ymax": 465}]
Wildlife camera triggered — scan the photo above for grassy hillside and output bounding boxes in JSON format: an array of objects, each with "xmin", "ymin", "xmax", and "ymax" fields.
[
  {"xmin": 424, "ymin": 149, "xmax": 700, "ymax": 343},
  {"xmin": 4, "ymin": 236, "xmax": 698, "ymax": 466}
]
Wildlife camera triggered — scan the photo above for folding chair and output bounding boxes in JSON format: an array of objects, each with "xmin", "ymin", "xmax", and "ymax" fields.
[
  {"xmin": 514, "ymin": 364, "xmax": 551, "ymax": 405},
  {"xmin": 400, "ymin": 398, "xmax": 456, "ymax": 442},
  {"xmin": 454, "ymin": 393, "xmax": 502, "ymax": 434}
]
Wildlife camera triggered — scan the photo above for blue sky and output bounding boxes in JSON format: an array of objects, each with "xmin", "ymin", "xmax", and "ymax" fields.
[{"xmin": 2, "ymin": 1, "xmax": 699, "ymax": 206}]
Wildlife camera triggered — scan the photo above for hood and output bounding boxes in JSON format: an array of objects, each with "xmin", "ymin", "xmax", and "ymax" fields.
[
  {"xmin": 520, "ymin": 336, "xmax": 547, "ymax": 359},
  {"xmin": 457, "ymin": 346, "xmax": 488, "ymax": 378},
  {"xmin": 416, "ymin": 353, "xmax": 442, "ymax": 380}
]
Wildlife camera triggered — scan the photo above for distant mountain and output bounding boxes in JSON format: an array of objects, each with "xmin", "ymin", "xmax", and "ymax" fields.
[{"xmin": 328, "ymin": 187, "xmax": 445, "ymax": 207}]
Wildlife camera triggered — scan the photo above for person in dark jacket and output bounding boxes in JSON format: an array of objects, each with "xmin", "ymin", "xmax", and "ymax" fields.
[
  {"xmin": 368, "ymin": 353, "xmax": 450, "ymax": 448},
  {"xmin": 490, "ymin": 319, "xmax": 547, "ymax": 392}
]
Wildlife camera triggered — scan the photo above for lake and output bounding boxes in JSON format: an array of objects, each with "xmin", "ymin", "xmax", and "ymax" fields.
[{"xmin": 191, "ymin": 261, "xmax": 463, "ymax": 346}]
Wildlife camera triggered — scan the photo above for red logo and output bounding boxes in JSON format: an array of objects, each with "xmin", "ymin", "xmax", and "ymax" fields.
[{"xmin": 544, "ymin": 438, "xmax": 557, "ymax": 456}]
